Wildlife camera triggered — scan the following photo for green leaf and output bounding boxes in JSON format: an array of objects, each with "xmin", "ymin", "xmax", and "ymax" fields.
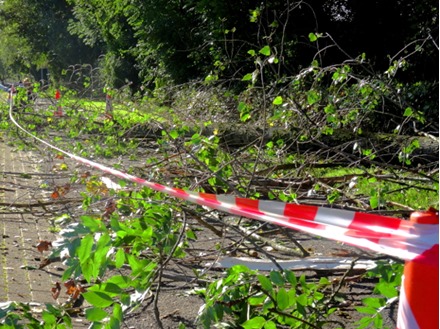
[
  {"xmin": 106, "ymin": 275, "xmax": 132, "ymax": 289},
  {"xmin": 83, "ymin": 257, "xmax": 98, "ymax": 282},
  {"xmin": 248, "ymin": 49, "xmax": 256, "ymax": 56},
  {"xmin": 169, "ymin": 129, "xmax": 179, "ymax": 139},
  {"xmin": 108, "ymin": 315, "xmax": 121, "ymax": 329},
  {"xmin": 375, "ymin": 282, "xmax": 398, "ymax": 298},
  {"xmin": 276, "ymin": 288, "xmax": 290, "ymax": 310},
  {"xmin": 257, "ymin": 275, "xmax": 273, "ymax": 293},
  {"xmin": 42, "ymin": 310, "xmax": 57, "ymax": 324},
  {"xmin": 259, "ymin": 46, "xmax": 271, "ymax": 56},
  {"xmin": 242, "ymin": 73, "xmax": 253, "ymax": 81},
  {"xmin": 269, "ymin": 271, "xmax": 285, "ymax": 286},
  {"xmin": 83, "ymin": 291, "xmax": 114, "ymax": 308},
  {"xmin": 229, "ymin": 264, "xmax": 252, "ymax": 275},
  {"xmin": 264, "ymin": 320, "xmax": 277, "ymax": 329},
  {"xmin": 89, "ymin": 283, "xmax": 123, "ymax": 297},
  {"xmin": 248, "ymin": 294, "xmax": 267, "ymax": 306},
  {"xmin": 296, "ymin": 293, "xmax": 308, "ymax": 307},
  {"xmin": 205, "ymin": 74, "xmax": 218, "ymax": 82},
  {"xmin": 355, "ymin": 306, "xmax": 377, "ymax": 315},
  {"xmin": 242, "ymin": 316, "xmax": 266, "ymax": 329},
  {"xmin": 356, "ymin": 316, "xmax": 374, "ymax": 329},
  {"xmin": 81, "ymin": 216, "xmax": 102, "ymax": 232},
  {"xmin": 308, "ymin": 32, "xmax": 318, "ymax": 42},
  {"xmin": 403, "ymin": 107, "xmax": 413, "ymax": 117},
  {"xmin": 94, "ymin": 234, "xmax": 111, "ymax": 267},
  {"xmin": 114, "ymin": 248, "xmax": 125, "ymax": 268},
  {"xmin": 102, "ymin": 283, "xmax": 123, "ymax": 296},
  {"xmin": 374, "ymin": 314, "xmax": 383, "ymax": 328},
  {"xmin": 324, "ymin": 104, "xmax": 336, "ymax": 114},
  {"xmin": 272, "ymin": 96, "xmax": 283, "ymax": 105},
  {"xmin": 185, "ymin": 229, "xmax": 197, "ymax": 240},
  {"xmin": 85, "ymin": 307, "xmax": 108, "ymax": 321},
  {"xmin": 370, "ymin": 195, "xmax": 379, "ymax": 209},
  {"xmin": 307, "ymin": 90, "xmax": 320, "ymax": 105},
  {"xmin": 363, "ymin": 297, "xmax": 385, "ymax": 309},
  {"xmin": 190, "ymin": 133, "xmax": 202, "ymax": 144},
  {"xmin": 284, "ymin": 270, "xmax": 297, "ymax": 286},
  {"xmin": 112, "ymin": 303, "xmax": 122, "ymax": 322}
]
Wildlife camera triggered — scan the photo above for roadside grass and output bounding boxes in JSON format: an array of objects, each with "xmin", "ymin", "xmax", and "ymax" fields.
[
  {"xmin": 312, "ymin": 166, "xmax": 439, "ymax": 211},
  {"xmin": 0, "ymin": 92, "xmax": 8, "ymax": 103}
]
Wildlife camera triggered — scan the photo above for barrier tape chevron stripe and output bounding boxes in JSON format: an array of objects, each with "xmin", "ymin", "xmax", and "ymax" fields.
[{"xmin": 8, "ymin": 95, "xmax": 438, "ymax": 266}]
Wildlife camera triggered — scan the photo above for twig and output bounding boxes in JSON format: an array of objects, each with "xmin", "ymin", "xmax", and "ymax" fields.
[
  {"xmin": 235, "ymin": 223, "xmax": 308, "ymax": 258},
  {"xmin": 152, "ymin": 211, "xmax": 188, "ymax": 329},
  {"xmin": 182, "ymin": 206, "xmax": 223, "ymax": 237},
  {"xmin": 327, "ymin": 257, "xmax": 360, "ymax": 306},
  {"xmin": 0, "ymin": 198, "xmax": 83, "ymax": 208},
  {"xmin": 315, "ymin": 178, "xmax": 369, "ymax": 209}
]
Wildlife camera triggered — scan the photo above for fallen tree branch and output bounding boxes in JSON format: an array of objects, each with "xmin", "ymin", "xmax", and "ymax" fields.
[
  {"xmin": 0, "ymin": 198, "xmax": 83, "ymax": 208},
  {"xmin": 208, "ymin": 256, "xmax": 377, "ymax": 272}
]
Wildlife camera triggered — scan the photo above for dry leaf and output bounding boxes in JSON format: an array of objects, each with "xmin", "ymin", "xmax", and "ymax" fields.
[
  {"xmin": 81, "ymin": 171, "xmax": 91, "ymax": 179},
  {"xmin": 103, "ymin": 199, "xmax": 117, "ymax": 218},
  {"xmin": 36, "ymin": 240, "xmax": 52, "ymax": 253},
  {"xmin": 51, "ymin": 184, "xmax": 71, "ymax": 199},
  {"xmin": 51, "ymin": 282, "xmax": 61, "ymax": 300},
  {"xmin": 64, "ymin": 279, "xmax": 85, "ymax": 300},
  {"xmin": 86, "ymin": 180, "xmax": 108, "ymax": 196}
]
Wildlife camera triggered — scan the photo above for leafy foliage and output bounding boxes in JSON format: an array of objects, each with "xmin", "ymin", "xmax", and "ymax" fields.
[
  {"xmin": 0, "ymin": 1, "xmax": 438, "ymax": 328},
  {"xmin": 197, "ymin": 265, "xmax": 339, "ymax": 328}
]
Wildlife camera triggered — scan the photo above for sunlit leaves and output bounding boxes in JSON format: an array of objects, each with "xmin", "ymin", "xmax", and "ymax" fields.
[
  {"xmin": 83, "ymin": 291, "xmax": 114, "ymax": 308},
  {"xmin": 242, "ymin": 316, "xmax": 266, "ymax": 329},
  {"xmin": 199, "ymin": 267, "xmax": 334, "ymax": 328},
  {"xmin": 306, "ymin": 90, "xmax": 320, "ymax": 105},
  {"xmin": 308, "ymin": 32, "xmax": 318, "ymax": 42},
  {"xmin": 272, "ymin": 96, "xmax": 283, "ymax": 105},
  {"xmin": 238, "ymin": 101, "xmax": 252, "ymax": 122},
  {"xmin": 85, "ymin": 307, "xmax": 108, "ymax": 322},
  {"xmin": 259, "ymin": 46, "xmax": 271, "ymax": 56}
]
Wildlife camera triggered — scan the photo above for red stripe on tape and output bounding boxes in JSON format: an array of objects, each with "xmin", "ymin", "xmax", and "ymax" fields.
[
  {"xmin": 170, "ymin": 188, "xmax": 190, "ymax": 198},
  {"xmin": 236, "ymin": 198, "xmax": 263, "ymax": 214},
  {"xmin": 345, "ymin": 212, "xmax": 402, "ymax": 243},
  {"xmin": 284, "ymin": 204, "xmax": 318, "ymax": 220},
  {"xmin": 199, "ymin": 193, "xmax": 220, "ymax": 203},
  {"xmin": 152, "ymin": 183, "xmax": 166, "ymax": 191}
]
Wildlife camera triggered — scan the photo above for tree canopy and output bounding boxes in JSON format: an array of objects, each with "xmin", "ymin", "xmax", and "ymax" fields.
[{"xmin": 0, "ymin": 0, "xmax": 438, "ymax": 126}]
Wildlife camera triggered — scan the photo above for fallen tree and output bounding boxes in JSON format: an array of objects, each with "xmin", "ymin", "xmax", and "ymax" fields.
[{"xmin": 119, "ymin": 121, "xmax": 439, "ymax": 169}]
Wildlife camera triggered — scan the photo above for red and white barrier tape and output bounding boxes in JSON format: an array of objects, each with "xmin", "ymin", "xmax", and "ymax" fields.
[{"xmin": 8, "ymin": 95, "xmax": 439, "ymax": 265}]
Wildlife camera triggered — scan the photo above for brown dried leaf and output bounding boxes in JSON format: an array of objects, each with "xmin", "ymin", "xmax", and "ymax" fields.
[
  {"xmin": 64, "ymin": 279, "xmax": 75, "ymax": 292},
  {"xmin": 64, "ymin": 279, "xmax": 85, "ymax": 300},
  {"xmin": 36, "ymin": 240, "xmax": 52, "ymax": 253},
  {"xmin": 51, "ymin": 282, "xmax": 61, "ymax": 300},
  {"xmin": 50, "ymin": 184, "xmax": 71, "ymax": 199},
  {"xmin": 103, "ymin": 199, "xmax": 116, "ymax": 218},
  {"xmin": 72, "ymin": 283, "xmax": 85, "ymax": 300},
  {"xmin": 81, "ymin": 171, "xmax": 91, "ymax": 179}
]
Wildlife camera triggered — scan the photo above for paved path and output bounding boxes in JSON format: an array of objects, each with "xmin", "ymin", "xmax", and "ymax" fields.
[
  {"xmin": 0, "ymin": 140, "xmax": 88, "ymax": 327},
  {"xmin": 0, "ymin": 141, "xmax": 59, "ymax": 304}
]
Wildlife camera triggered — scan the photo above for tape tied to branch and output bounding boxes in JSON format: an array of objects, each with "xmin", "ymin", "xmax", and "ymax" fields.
[{"xmin": 7, "ymin": 95, "xmax": 439, "ymax": 265}]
